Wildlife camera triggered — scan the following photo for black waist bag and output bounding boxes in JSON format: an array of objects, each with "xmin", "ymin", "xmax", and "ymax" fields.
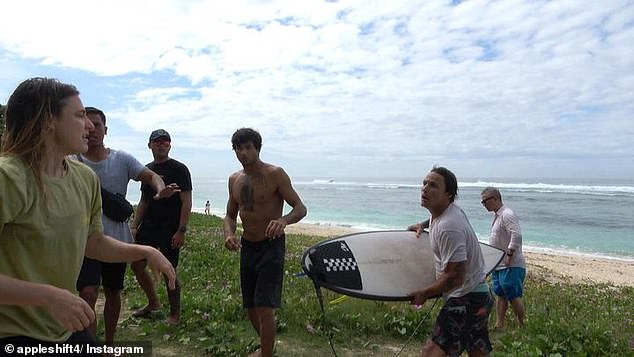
[{"xmin": 101, "ymin": 188, "xmax": 133, "ymax": 222}]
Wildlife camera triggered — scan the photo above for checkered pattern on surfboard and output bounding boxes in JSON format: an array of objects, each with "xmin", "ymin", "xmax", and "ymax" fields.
[{"xmin": 309, "ymin": 240, "xmax": 362, "ymax": 290}]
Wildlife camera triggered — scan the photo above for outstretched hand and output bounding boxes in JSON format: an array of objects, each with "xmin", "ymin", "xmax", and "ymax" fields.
[{"xmin": 153, "ymin": 183, "xmax": 181, "ymax": 200}]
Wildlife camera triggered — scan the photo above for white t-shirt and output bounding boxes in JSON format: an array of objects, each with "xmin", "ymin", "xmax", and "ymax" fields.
[
  {"xmin": 429, "ymin": 203, "xmax": 486, "ymax": 299},
  {"xmin": 79, "ymin": 149, "xmax": 145, "ymax": 243},
  {"xmin": 490, "ymin": 205, "xmax": 526, "ymax": 269}
]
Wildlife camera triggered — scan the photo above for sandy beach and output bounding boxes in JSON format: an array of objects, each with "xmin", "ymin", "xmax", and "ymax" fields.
[
  {"xmin": 524, "ymin": 251, "xmax": 634, "ymax": 287},
  {"xmin": 286, "ymin": 222, "xmax": 634, "ymax": 287}
]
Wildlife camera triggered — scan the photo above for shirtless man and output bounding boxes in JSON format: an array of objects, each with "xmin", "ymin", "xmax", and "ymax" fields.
[{"xmin": 223, "ymin": 128, "xmax": 307, "ymax": 357}]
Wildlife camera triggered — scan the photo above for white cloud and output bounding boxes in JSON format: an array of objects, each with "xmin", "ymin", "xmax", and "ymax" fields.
[{"xmin": 1, "ymin": 0, "xmax": 633, "ymax": 179}]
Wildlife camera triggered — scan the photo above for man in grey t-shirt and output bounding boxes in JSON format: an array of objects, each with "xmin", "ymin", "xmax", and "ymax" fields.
[
  {"xmin": 407, "ymin": 166, "xmax": 493, "ymax": 356},
  {"xmin": 75, "ymin": 107, "xmax": 179, "ymax": 344}
]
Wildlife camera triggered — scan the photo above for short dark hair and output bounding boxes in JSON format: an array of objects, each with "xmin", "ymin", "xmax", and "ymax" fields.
[
  {"xmin": 85, "ymin": 106, "xmax": 106, "ymax": 125},
  {"xmin": 231, "ymin": 128, "xmax": 262, "ymax": 151},
  {"xmin": 431, "ymin": 166, "xmax": 458, "ymax": 202}
]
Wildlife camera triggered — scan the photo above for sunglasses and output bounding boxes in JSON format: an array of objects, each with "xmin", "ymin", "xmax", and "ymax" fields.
[
  {"xmin": 151, "ymin": 138, "xmax": 171, "ymax": 144},
  {"xmin": 481, "ymin": 197, "xmax": 495, "ymax": 205}
]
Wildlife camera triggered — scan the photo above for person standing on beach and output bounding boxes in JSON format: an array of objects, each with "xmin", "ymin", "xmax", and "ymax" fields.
[
  {"xmin": 481, "ymin": 187, "xmax": 526, "ymax": 329},
  {"xmin": 407, "ymin": 166, "xmax": 493, "ymax": 357},
  {"xmin": 223, "ymin": 128, "xmax": 307, "ymax": 357},
  {"xmin": 74, "ymin": 107, "xmax": 179, "ymax": 344},
  {"xmin": 130, "ymin": 129, "xmax": 192, "ymax": 325},
  {"xmin": 0, "ymin": 77, "xmax": 175, "ymax": 352},
  {"xmin": 205, "ymin": 200, "xmax": 211, "ymax": 215}
]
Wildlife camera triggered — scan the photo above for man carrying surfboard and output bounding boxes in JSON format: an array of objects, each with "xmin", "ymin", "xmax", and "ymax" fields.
[
  {"xmin": 223, "ymin": 128, "xmax": 307, "ymax": 357},
  {"xmin": 407, "ymin": 166, "xmax": 493, "ymax": 357}
]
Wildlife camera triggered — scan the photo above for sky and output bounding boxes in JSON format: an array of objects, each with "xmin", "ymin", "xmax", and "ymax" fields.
[{"xmin": 1, "ymin": 0, "xmax": 633, "ymax": 181}]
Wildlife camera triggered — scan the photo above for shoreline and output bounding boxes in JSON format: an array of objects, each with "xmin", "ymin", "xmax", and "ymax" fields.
[{"xmin": 284, "ymin": 222, "xmax": 634, "ymax": 287}]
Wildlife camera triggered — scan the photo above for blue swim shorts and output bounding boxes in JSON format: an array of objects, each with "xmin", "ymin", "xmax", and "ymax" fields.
[{"xmin": 491, "ymin": 267, "xmax": 526, "ymax": 300}]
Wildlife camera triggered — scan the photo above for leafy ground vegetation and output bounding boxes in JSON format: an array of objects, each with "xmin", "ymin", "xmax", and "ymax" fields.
[{"xmin": 104, "ymin": 213, "xmax": 633, "ymax": 356}]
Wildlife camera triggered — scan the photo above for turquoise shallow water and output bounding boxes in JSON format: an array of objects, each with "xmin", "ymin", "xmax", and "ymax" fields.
[{"xmin": 128, "ymin": 177, "xmax": 634, "ymax": 261}]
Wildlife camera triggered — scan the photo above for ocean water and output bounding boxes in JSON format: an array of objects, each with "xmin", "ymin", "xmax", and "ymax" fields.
[{"xmin": 127, "ymin": 177, "xmax": 634, "ymax": 261}]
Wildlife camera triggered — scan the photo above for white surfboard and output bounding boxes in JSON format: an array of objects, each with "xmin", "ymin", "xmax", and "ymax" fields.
[{"xmin": 301, "ymin": 230, "xmax": 504, "ymax": 301}]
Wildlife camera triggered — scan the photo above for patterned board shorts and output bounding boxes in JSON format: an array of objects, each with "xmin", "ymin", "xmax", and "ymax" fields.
[{"xmin": 431, "ymin": 291, "xmax": 494, "ymax": 356}]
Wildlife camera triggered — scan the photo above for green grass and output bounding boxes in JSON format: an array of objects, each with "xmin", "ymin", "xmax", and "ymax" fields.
[{"xmin": 106, "ymin": 213, "xmax": 634, "ymax": 356}]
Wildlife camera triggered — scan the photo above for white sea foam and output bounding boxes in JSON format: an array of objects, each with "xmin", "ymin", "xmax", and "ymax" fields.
[
  {"xmin": 296, "ymin": 178, "xmax": 634, "ymax": 196},
  {"xmin": 521, "ymin": 245, "xmax": 634, "ymax": 263},
  {"xmin": 460, "ymin": 181, "xmax": 634, "ymax": 196},
  {"xmin": 131, "ymin": 176, "xmax": 634, "ymax": 260}
]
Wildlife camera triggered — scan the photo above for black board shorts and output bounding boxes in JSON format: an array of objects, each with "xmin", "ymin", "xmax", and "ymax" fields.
[
  {"xmin": 76, "ymin": 257, "xmax": 127, "ymax": 291},
  {"xmin": 135, "ymin": 226, "xmax": 180, "ymax": 268},
  {"xmin": 240, "ymin": 236, "xmax": 286, "ymax": 309}
]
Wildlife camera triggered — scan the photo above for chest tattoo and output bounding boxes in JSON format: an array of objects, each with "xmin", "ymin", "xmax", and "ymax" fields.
[{"xmin": 239, "ymin": 173, "xmax": 266, "ymax": 212}]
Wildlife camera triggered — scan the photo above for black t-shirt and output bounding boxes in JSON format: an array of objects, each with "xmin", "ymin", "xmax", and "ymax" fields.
[{"xmin": 140, "ymin": 158, "xmax": 192, "ymax": 230}]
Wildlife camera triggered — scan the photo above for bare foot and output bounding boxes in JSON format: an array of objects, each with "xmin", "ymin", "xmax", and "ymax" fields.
[
  {"xmin": 165, "ymin": 315, "xmax": 180, "ymax": 326},
  {"xmin": 132, "ymin": 305, "xmax": 161, "ymax": 318},
  {"xmin": 247, "ymin": 348, "xmax": 262, "ymax": 357}
]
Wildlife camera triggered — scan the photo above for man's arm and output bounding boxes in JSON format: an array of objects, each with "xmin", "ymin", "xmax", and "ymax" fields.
[
  {"xmin": 0, "ymin": 274, "xmax": 95, "ymax": 332},
  {"xmin": 178, "ymin": 190, "xmax": 192, "ymax": 231},
  {"xmin": 504, "ymin": 211, "xmax": 522, "ymax": 252},
  {"xmin": 85, "ymin": 233, "xmax": 176, "ymax": 289},
  {"xmin": 223, "ymin": 174, "xmax": 241, "ymax": 251},
  {"xmin": 130, "ymin": 199, "xmax": 148, "ymax": 238},
  {"xmin": 409, "ymin": 260, "xmax": 466, "ymax": 306},
  {"xmin": 136, "ymin": 168, "xmax": 181, "ymax": 200},
  {"xmin": 407, "ymin": 219, "xmax": 430, "ymax": 238},
  {"xmin": 502, "ymin": 211, "xmax": 522, "ymax": 264},
  {"xmin": 265, "ymin": 167, "xmax": 307, "ymax": 238},
  {"xmin": 171, "ymin": 190, "xmax": 192, "ymax": 249}
]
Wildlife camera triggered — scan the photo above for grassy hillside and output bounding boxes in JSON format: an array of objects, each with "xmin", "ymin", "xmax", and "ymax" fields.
[{"xmin": 110, "ymin": 213, "xmax": 634, "ymax": 356}]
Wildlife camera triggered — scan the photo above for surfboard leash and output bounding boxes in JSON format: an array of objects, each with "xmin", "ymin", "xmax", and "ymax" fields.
[
  {"xmin": 394, "ymin": 298, "xmax": 439, "ymax": 357},
  {"xmin": 311, "ymin": 280, "xmax": 339, "ymax": 357}
]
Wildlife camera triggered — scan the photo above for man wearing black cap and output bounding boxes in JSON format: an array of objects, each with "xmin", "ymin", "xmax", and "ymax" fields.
[{"xmin": 130, "ymin": 129, "xmax": 193, "ymax": 325}]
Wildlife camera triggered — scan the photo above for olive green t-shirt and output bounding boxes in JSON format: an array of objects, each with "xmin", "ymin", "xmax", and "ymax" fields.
[{"xmin": 0, "ymin": 156, "xmax": 103, "ymax": 341}]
